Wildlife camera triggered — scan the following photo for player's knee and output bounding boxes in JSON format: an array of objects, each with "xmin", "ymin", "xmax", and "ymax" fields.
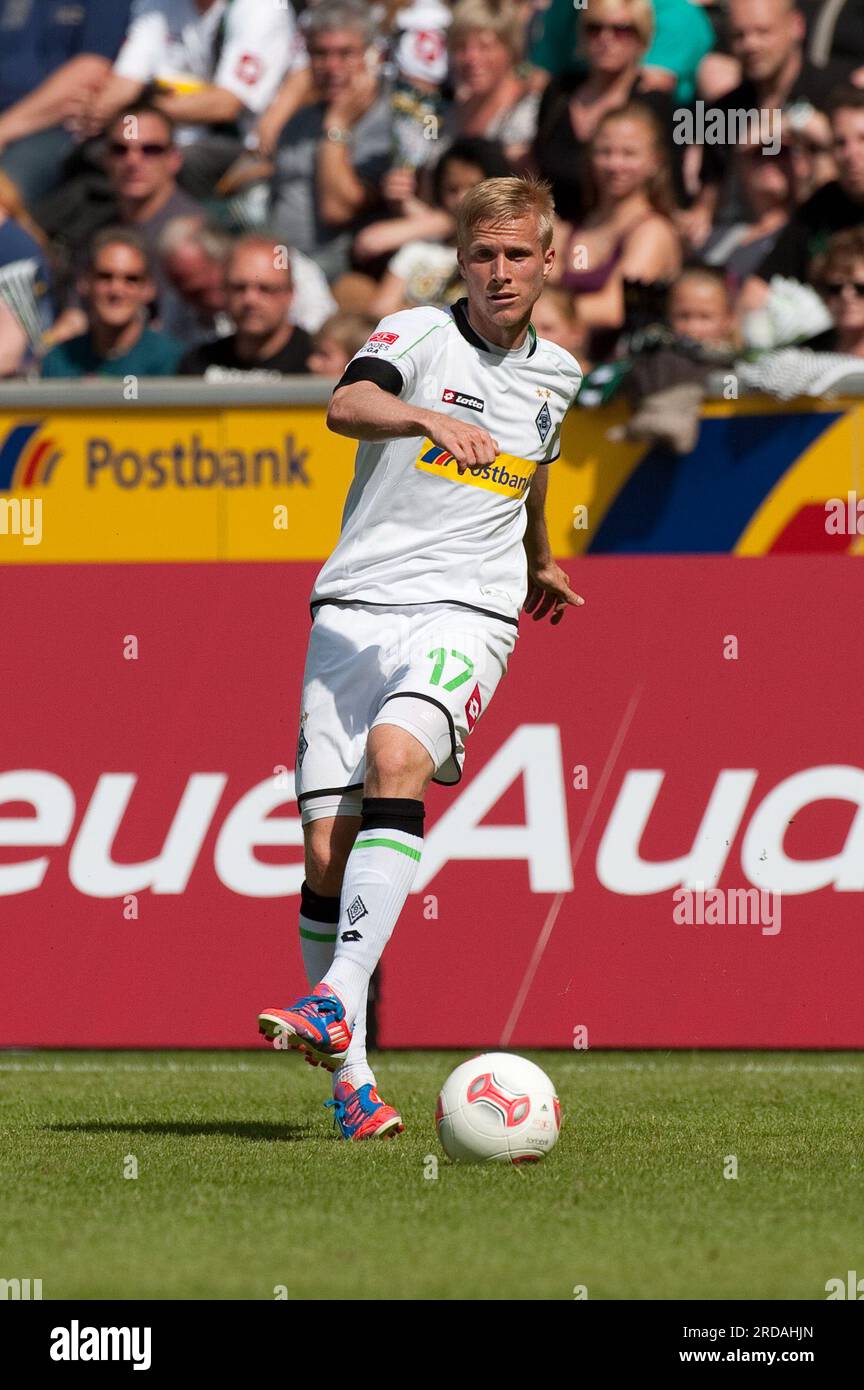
[{"xmin": 365, "ymin": 724, "xmax": 433, "ymax": 797}]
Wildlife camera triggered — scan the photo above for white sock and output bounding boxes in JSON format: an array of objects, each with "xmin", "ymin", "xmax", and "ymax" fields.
[
  {"xmin": 321, "ymin": 798, "xmax": 424, "ymax": 1025},
  {"xmin": 299, "ymin": 880, "xmax": 375, "ymax": 1090}
]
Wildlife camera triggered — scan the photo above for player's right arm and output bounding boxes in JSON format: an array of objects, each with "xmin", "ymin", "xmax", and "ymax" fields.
[{"xmin": 327, "ymin": 381, "xmax": 499, "ymax": 473}]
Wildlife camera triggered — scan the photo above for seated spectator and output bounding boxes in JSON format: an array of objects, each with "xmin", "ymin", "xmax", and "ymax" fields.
[
  {"xmin": 41, "ymin": 228, "xmax": 182, "ymax": 377},
  {"xmin": 549, "ymin": 102, "xmax": 682, "ymax": 354},
  {"xmin": 530, "ymin": 0, "xmax": 713, "ymax": 103},
  {"xmin": 532, "ymin": 0, "xmax": 678, "ymax": 227},
  {"xmin": 811, "ymin": 226, "xmax": 864, "ymax": 354},
  {"xmin": 29, "ymin": 102, "xmax": 203, "ymax": 323},
  {"xmin": 178, "ymin": 234, "xmax": 313, "ymax": 377},
  {"xmin": 0, "ymin": 0, "xmax": 133, "ymax": 206},
  {"xmin": 612, "ymin": 268, "xmax": 739, "ymax": 453},
  {"xmin": 83, "ymin": 0, "xmax": 305, "ymax": 199},
  {"xmin": 531, "ymin": 284, "xmax": 591, "ymax": 367},
  {"xmin": 699, "ymin": 137, "xmax": 796, "ymax": 291},
  {"xmin": 684, "ymin": 0, "xmax": 843, "ymax": 250},
  {"xmin": 156, "ymin": 216, "xmax": 234, "ymax": 345},
  {"xmin": 735, "ymin": 230, "xmax": 864, "ymax": 396},
  {"xmin": 308, "ymin": 310, "xmax": 377, "ymax": 375},
  {"xmin": 269, "ymin": 1, "xmax": 392, "ymax": 287},
  {"xmin": 443, "ymin": 0, "xmax": 541, "ymax": 166},
  {"xmin": 362, "ymin": 138, "xmax": 512, "ymax": 317},
  {"xmin": 740, "ymin": 87, "xmax": 864, "ymax": 309}
]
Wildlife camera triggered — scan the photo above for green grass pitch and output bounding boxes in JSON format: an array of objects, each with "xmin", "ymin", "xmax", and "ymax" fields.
[{"xmin": 1, "ymin": 1050, "xmax": 862, "ymax": 1301}]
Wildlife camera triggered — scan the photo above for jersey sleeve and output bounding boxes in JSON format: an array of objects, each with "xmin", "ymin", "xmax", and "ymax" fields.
[
  {"xmin": 112, "ymin": 0, "xmax": 167, "ymax": 81},
  {"xmin": 213, "ymin": 0, "xmax": 297, "ymax": 113},
  {"xmin": 542, "ymin": 353, "xmax": 583, "ymax": 462},
  {"xmin": 334, "ymin": 307, "xmax": 446, "ymax": 398}
]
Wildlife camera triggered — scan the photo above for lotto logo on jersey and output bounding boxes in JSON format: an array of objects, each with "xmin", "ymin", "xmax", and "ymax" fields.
[
  {"xmin": 442, "ymin": 388, "xmax": 484, "ymax": 413},
  {"xmin": 415, "ymin": 441, "xmax": 536, "ymax": 497}
]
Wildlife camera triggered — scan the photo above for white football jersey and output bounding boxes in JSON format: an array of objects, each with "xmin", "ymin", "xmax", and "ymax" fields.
[{"xmin": 310, "ymin": 299, "xmax": 583, "ymax": 628}]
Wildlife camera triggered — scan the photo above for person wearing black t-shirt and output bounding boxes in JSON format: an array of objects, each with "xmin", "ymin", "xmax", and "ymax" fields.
[
  {"xmin": 683, "ymin": 0, "xmax": 847, "ymax": 249},
  {"xmin": 739, "ymin": 87, "xmax": 864, "ymax": 306},
  {"xmin": 179, "ymin": 235, "xmax": 312, "ymax": 380}
]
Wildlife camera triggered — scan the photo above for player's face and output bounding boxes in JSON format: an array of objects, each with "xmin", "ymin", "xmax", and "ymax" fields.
[{"xmin": 458, "ymin": 215, "xmax": 554, "ymax": 340}]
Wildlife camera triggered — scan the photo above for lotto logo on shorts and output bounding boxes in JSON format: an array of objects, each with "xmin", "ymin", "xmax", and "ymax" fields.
[
  {"xmin": 465, "ymin": 682, "xmax": 482, "ymax": 730},
  {"xmin": 415, "ymin": 440, "xmax": 535, "ymax": 497}
]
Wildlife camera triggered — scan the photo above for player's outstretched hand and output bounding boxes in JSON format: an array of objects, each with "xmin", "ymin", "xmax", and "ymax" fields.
[
  {"xmin": 524, "ymin": 561, "xmax": 585, "ymax": 625},
  {"xmin": 427, "ymin": 415, "xmax": 500, "ymax": 475}
]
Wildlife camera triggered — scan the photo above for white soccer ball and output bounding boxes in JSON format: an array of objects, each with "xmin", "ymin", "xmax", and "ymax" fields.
[{"xmin": 435, "ymin": 1052, "xmax": 562, "ymax": 1165}]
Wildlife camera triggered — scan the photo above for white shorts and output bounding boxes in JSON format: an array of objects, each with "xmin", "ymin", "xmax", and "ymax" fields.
[{"xmin": 295, "ymin": 600, "xmax": 518, "ymax": 824}]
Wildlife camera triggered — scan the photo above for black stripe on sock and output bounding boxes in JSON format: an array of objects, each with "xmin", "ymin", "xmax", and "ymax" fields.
[
  {"xmin": 300, "ymin": 879, "xmax": 341, "ymax": 924},
  {"xmin": 360, "ymin": 796, "xmax": 425, "ymax": 837}
]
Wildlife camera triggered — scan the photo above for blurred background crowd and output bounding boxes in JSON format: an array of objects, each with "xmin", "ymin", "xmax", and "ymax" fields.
[{"xmin": 0, "ymin": 0, "xmax": 863, "ymax": 424}]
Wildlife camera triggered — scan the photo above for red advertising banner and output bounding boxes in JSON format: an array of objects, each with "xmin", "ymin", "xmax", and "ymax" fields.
[{"xmin": 1, "ymin": 557, "xmax": 862, "ymax": 1048}]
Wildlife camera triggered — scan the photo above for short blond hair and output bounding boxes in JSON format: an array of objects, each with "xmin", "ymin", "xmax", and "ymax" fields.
[
  {"xmin": 456, "ymin": 175, "xmax": 555, "ymax": 253},
  {"xmin": 449, "ymin": 0, "xmax": 527, "ymax": 63},
  {"xmin": 583, "ymin": 0, "xmax": 654, "ymax": 50}
]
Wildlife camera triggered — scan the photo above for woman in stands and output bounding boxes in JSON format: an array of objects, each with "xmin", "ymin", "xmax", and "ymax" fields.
[{"xmin": 548, "ymin": 101, "xmax": 681, "ymax": 357}]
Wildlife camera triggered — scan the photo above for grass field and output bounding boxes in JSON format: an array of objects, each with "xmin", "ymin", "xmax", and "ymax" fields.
[{"xmin": 1, "ymin": 1050, "xmax": 862, "ymax": 1301}]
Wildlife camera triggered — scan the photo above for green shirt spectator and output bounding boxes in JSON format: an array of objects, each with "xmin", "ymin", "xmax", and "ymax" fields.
[
  {"xmin": 42, "ymin": 327, "xmax": 183, "ymax": 378},
  {"xmin": 529, "ymin": 0, "xmax": 714, "ymax": 104}
]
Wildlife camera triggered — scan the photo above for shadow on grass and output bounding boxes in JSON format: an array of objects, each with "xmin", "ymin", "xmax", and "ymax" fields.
[{"xmin": 45, "ymin": 1120, "xmax": 316, "ymax": 1142}]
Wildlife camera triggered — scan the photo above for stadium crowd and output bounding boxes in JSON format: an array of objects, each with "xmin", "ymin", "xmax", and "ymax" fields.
[{"xmin": 0, "ymin": 0, "xmax": 863, "ymax": 424}]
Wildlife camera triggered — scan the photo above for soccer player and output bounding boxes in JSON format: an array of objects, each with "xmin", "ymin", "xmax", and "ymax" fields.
[{"xmin": 258, "ymin": 176, "xmax": 583, "ymax": 1140}]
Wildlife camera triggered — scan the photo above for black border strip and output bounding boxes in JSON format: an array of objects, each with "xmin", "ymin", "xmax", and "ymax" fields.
[
  {"xmin": 308, "ymin": 597, "xmax": 518, "ymax": 629},
  {"xmin": 297, "ymin": 781, "xmax": 364, "ymax": 808}
]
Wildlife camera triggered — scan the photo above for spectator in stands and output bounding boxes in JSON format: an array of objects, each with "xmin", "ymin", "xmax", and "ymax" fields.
[
  {"xmin": 359, "ymin": 138, "xmax": 512, "ymax": 317},
  {"xmin": 700, "ymin": 137, "xmax": 796, "ymax": 290},
  {"xmin": 156, "ymin": 216, "xmax": 234, "ymax": 345},
  {"xmin": 443, "ymin": 0, "xmax": 541, "ymax": 166},
  {"xmin": 532, "ymin": 0, "xmax": 678, "ymax": 227},
  {"xmin": 83, "ymin": 0, "xmax": 304, "ymax": 198},
  {"xmin": 0, "ymin": 173, "xmax": 56, "ymax": 373},
  {"xmin": 41, "ymin": 228, "xmax": 182, "ymax": 377},
  {"xmin": 0, "ymin": 0, "xmax": 133, "ymax": 206},
  {"xmin": 683, "ymin": 0, "xmax": 842, "ymax": 250},
  {"xmin": 531, "ymin": 284, "xmax": 591, "ymax": 365},
  {"xmin": 269, "ymin": 1, "xmax": 392, "ymax": 288},
  {"xmin": 549, "ymin": 102, "xmax": 682, "ymax": 355},
  {"xmin": 308, "ymin": 310, "xmax": 377, "ymax": 376},
  {"xmin": 740, "ymin": 87, "xmax": 864, "ymax": 307},
  {"xmin": 812, "ymin": 226, "xmax": 864, "ymax": 355},
  {"xmin": 529, "ymin": 0, "xmax": 713, "ymax": 103},
  {"xmin": 178, "ymin": 234, "xmax": 312, "ymax": 377}
]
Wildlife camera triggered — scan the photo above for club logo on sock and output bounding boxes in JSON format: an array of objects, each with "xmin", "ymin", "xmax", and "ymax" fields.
[
  {"xmin": 346, "ymin": 894, "xmax": 368, "ymax": 926},
  {"xmin": 341, "ymin": 929, "xmax": 363, "ymax": 942}
]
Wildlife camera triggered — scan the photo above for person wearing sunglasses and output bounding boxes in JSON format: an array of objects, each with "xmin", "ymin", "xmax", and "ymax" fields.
[
  {"xmin": 41, "ymin": 227, "xmax": 183, "ymax": 377},
  {"xmin": 811, "ymin": 227, "xmax": 864, "ymax": 357},
  {"xmin": 532, "ymin": 0, "xmax": 683, "ymax": 228}
]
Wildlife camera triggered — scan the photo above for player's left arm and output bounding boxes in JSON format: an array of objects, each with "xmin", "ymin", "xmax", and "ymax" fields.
[{"xmin": 522, "ymin": 464, "xmax": 584, "ymax": 625}]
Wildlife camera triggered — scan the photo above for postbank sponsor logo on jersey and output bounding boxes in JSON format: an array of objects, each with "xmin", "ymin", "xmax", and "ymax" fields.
[{"xmin": 414, "ymin": 440, "xmax": 535, "ymax": 496}]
